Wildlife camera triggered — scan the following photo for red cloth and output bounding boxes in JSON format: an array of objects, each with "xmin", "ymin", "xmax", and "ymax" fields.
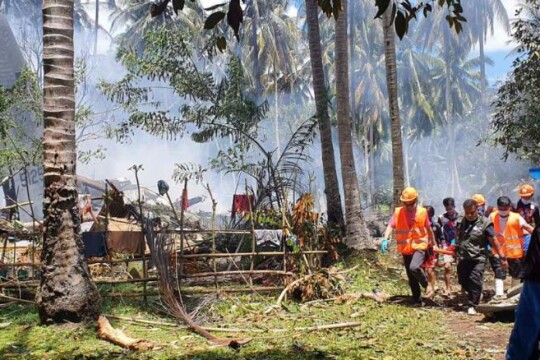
[
  {"xmin": 181, "ymin": 188, "xmax": 189, "ymax": 210},
  {"xmin": 422, "ymin": 247, "xmax": 437, "ymax": 268},
  {"xmin": 232, "ymin": 194, "xmax": 254, "ymax": 218}
]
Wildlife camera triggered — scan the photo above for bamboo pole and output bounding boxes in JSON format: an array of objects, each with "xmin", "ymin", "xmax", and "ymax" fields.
[
  {"xmin": 246, "ymin": 181, "xmax": 255, "ymax": 286},
  {"xmin": 166, "ymin": 229, "xmax": 253, "ymax": 235},
  {"xmin": 179, "ymin": 250, "xmax": 328, "ymax": 259},
  {"xmin": 181, "ymin": 270, "xmax": 293, "ymax": 278},
  {"xmin": 204, "ymin": 183, "xmax": 218, "ymax": 290},
  {"xmin": 105, "ymin": 182, "xmax": 111, "ymax": 263},
  {"xmin": 179, "ymin": 178, "xmax": 187, "ymax": 277},
  {"xmin": 0, "ymin": 250, "xmax": 328, "ymax": 267},
  {"xmin": 0, "ymin": 201, "xmax": 33, "ymax": 211}
]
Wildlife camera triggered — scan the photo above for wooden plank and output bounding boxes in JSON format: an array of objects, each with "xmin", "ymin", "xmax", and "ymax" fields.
[
  {"xmin": 179, "ymin": 250, "xmax": 327, "ymax": 259},
  {"xmin": 180, "ymin": 270, "xmax": 293, "ymax": 278}
]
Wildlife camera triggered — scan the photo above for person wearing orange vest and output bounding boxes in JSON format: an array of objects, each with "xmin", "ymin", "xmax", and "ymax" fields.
[
  {"xmin": 490, "ymin": 196, "xmax": 534, "ymax": 294},
  {"xmin": 382, "ymin": 187, "xmax": 435, "ymax": 306},
  {"xmin": 456, "ymin": 199, "xmax": 507, "ymax": 315}
]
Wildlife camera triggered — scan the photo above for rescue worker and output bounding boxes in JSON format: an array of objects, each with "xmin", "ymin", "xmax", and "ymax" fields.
[
  {"xmin": 506, "ymin": 224, "xmax": 540, "ymax": 359},
  {"xmin": 489, "ymin": 196, "xmax": 534, "ymax": 294},
  {"xmin": 438, "ymin": 197, "xmax": 458, "ymax": 296},
  {"xmin": 472, "ymin": 194, "xmax": 487, "ymax": 216},
  {"xmin": 423, "ymin": 205, "xmax": 442, "ymax": 295},
  {"xmin": 381, "ymin": 187, "xmax": 435, "ymax": 306},
  {"xmin": 456, "ymin": 199, "xmax": 507, "ymax": 315},
  {"xmin": 514, "ymin": 184, "xmax": 539, "ymax": 253},
  {"xmin": 471, "ymin": 194, "xmax": 508, "ymax": 297}
]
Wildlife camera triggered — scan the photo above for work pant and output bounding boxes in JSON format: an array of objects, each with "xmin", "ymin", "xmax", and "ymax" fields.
[
  {"xmin": 506, "ymin": 281, "xmax": 540, "ymax": 360},
  {"xmin": 489, "ymin": 254, "xmax": 507, "ymax": 280},
  {"xmin": 402, "ymin": 251, "xmax": 428, "ymax": 302},
  {"xmin": 457, "ymin": 259, "xmax": 485, "ymax": 306},
  {"xmin": 508, "ymin": 258, "xmax": 524, "ymax": 279}
]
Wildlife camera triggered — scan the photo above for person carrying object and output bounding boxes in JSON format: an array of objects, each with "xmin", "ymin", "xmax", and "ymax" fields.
[
  {"xmin": 489, "ymin": 196, "xmax": 534, "ymax": 294},
  {"xmin": 471, "ymin": 193, "xmax": 508, "ymax": 298},
  {"xmin": 472, "ymin": 194, "xmax": 487, "ymax": 217},
  {"xmin": 381, "ymin": 187, "xmax": 436, "ymax": 306},
  {"xmin": 423, "ymin": 205, "xmax": 442, "ymax": 296},
  {"xmin": 456, "ymin": 199, "xmax": 507, "ymax": 315},
  {"xmin": 438, "ymin": 197, "xmax": 458, "ymax": 296}
]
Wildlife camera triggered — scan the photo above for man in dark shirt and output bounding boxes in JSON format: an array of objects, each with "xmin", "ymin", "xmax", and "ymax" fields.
[
  {"xmin": 506, "ymin": 225, "xmax": 540, "ymax": 359},
  {"xmin": 456, "ymin": 199, "xmax": 507, "ymax": 315},
  {"xmin": 514, "ymin": 183, "xmax": 540, "ymax": 253},
  {"xmin": 438, "ymin": 197, "xmax": 457, "ymax": 295}
]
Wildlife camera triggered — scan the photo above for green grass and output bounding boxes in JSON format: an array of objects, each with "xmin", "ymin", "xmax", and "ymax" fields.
[{"xmin": 0, "ymin": 254, "xmax": 505, "ymax": 359}]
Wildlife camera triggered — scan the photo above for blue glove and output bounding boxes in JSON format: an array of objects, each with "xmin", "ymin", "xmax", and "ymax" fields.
[{"xmin": 380, "ymin": 238, "xmax": 389, "ymax": 253}]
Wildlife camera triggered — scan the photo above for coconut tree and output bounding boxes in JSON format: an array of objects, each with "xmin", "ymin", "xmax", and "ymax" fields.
[
  {"xmin": 382, "ymin": 5, "xmax": 405, "ymax": 206},
  {"xmin": 414, "ymin": 9, "xmax": 475, "ymax": 196},
  {"xmin": 304, "ymin": 0, "xmax": 344, "ymax": 231},
  {"xmin": 110, "ymin": 0, "xmax": 205, "ymax": 52},
  {"xmin": 348, "ymin": 2, "xmax": 388, "ymax": 204},
  {"xmin": 37, "ymin": 0, "xmax": 101, "ymax": 323},
  {"xmin": 463, "ymin": 0, "xmax": 509, "ymax": 91},
  {"xmin": 335, "ymin": 0, "xmax": 372, "ymax": 249}
]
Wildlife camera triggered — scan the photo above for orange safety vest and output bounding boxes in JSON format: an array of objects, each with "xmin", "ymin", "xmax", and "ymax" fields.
[
  {"xmin": 489, "ymin": 211, "xmax": 525, "ymax": 259},
  {"xmin": 394, "ymin": 206, "xmax": 429, "ymax": 255}
]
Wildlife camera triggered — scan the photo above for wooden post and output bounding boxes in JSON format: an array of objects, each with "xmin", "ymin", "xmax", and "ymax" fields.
[
  {"xmin": 204, "ymin": 183, "xmax": 218, "ymax": 290},
  {"xmin": 130, "ymin": 165, "xmax": 147, "ymax": 305},
  {"xmin": 105, "ymin": 182, "xmax": 111, "ymax": 265},
  {"xmin": 31, "ymin": 235, "xmax": 35, "ymax": 279},
  {"xmin": 23, "ymin": 166, "xmax": 37, "ymax": 233},
  {"xmin": 142, "ymin": 256, "xmax": 148, "ymax": 304},
  {"xmin": 179, "ymin": 178, "xmax": 187, "ymax": 277},
  {"xmin": 246, "ymin": 180, "xmax": 255, "ymax": 286}
]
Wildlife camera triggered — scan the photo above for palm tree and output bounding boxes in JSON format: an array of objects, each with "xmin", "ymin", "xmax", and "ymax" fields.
[
  {"xmin": 348, "ymin": 2, "xmax": 387, "ymax": 204},
  {"xmin": 37, "ymin": 0, "xmax": 101, "ymax": 323},
  {"xmin": 382, "ymin": 5, "xmax": 405, "ymax": 206},
  {"xmin": 396, "ymin": 23, "xmax": 439, "ymax": 186},
  {"xmin": 335, "ymin": 0, "xmax": 372, "ymax": 249},
  {"xmin": 463, "ymin": 0, "xmax": 509, "ymax": 91},
  {"xmin": 304, "ymin": 0, "xmax": 344, "ymax": 231},
  {"xmin": 111, "ymin": 0, "xmax": 204, "ymax": 52},
  {"xmin": 415, "ymin": 10, "xmax": 476, "ymax": 196}
]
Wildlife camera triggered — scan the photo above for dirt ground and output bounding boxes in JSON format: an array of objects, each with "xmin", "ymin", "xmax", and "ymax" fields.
[
  {"xmin": 429, "ymin": 275, "xmax": 514, "ymax": 360},
  {"xmin": 445, "ymin": 306, "xmax": 513, "ymax": 360}
]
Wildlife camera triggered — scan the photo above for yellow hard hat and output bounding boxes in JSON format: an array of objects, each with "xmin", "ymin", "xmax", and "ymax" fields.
[
  {"xmin": 400, "ymin": 187, "xmax": 418, "ymax": 202},
  {"xmin": 471, "ymin": 194, "xmax": 485, "ymax": 206},
  {"xmin": 519, "ymin": 184, "xmax": 535, "ymax": 197}
]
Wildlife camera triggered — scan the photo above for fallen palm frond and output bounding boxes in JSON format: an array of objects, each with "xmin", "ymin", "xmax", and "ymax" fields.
[
  {"xmin": 148, "ymin": 232, "xmax": 250, "ymax": 348},
  {"xmin": 104, "ymin": 314, "xmax": 362, "ymax": 333},
  {"xmin": 274, "ymin": 267, "xmax": 347, "ymax": 309},
  {"xmin": 97, "ymin": 315, "xmax": 155, "ymax": 351}
]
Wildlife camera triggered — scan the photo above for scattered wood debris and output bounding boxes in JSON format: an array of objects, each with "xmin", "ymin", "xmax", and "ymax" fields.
[{"xmin": 97, "ymin": 315, "xmax": 155, "ymax": 351}]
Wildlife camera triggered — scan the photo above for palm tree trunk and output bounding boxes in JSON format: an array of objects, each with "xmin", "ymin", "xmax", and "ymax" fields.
[
  {"xmin": 273, "ymin": 64, "xmax": 281, "ymax": 155},
  {"xmin": 348, "ymin": 0, "xmax": 355, "ymax": 112},
  {"xmin": 250, "ymin": 0, "xmax": 262, "ymax": 96},
  {"xmin": 444, "ymin": 50, "xmax": 461, "ymax": 196},
  {"xmin": 335, "ymin": 0, "xmax": 372, "ymax": 250},
  {"xmin": 305, "ymin": 0, "xmax": 344, "ymax": 231},
  {"xmin": 94, "ymin": 0, "xmax": 99, "ymax": 55},
  {"xmin": 479, "ymin": 22, "xmax": 486, "ymax": 92},
  {"xmin": 37, "ymin": 0, "xmax": 101, "ymax": 323},
  {"xmin": 382, "ymin": 7, "xmax": 405, "ymax": 206}
]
